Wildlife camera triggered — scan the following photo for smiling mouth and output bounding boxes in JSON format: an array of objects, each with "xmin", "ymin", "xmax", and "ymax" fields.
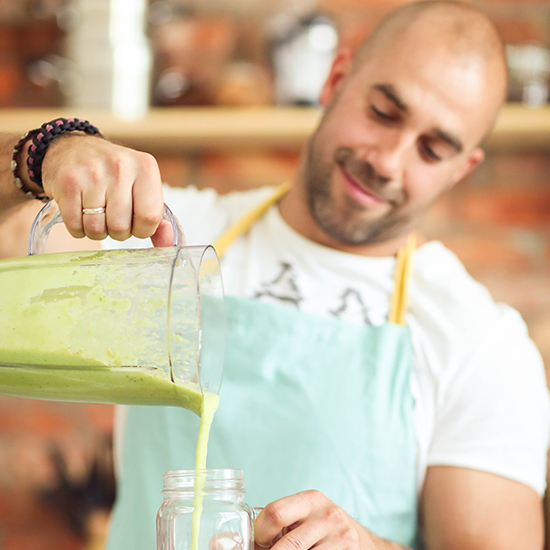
[{"xmin": 340, "ymin": 168, "xmax": 384, "ymax": 206}]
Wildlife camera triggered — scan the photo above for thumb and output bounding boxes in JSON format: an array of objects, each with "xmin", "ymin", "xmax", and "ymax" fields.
[{"xmin": 150, "ymin": 219, "xmax": 175, "ymax": 248}]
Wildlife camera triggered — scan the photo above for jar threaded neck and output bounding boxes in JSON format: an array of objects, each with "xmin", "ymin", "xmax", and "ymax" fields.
[{"xmin": 162, "ymin": 468, "xmax": 245, "ymax": 493}]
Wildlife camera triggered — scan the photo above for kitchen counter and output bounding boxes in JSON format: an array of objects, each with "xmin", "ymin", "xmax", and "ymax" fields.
[{"xmin": 0, "ymin": 104, "xmax": 548, "ymax": 153}]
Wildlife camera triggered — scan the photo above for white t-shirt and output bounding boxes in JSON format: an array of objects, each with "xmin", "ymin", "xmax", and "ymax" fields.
[{"xmin": 107, "ymin": 184, "xmax": 550, "ymax": 497}]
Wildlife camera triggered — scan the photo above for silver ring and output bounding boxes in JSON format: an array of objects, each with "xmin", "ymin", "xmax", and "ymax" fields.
[{"xmin": 82, "ymin": 207, "xmax": 106, "ymax": 215}]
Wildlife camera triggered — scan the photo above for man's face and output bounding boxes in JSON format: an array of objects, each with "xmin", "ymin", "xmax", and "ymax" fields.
[{"xmin": 303, "ymin": 37, "xmax": 500, "ymax": 246}]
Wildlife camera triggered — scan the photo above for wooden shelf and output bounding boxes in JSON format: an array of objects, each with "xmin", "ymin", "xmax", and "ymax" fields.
[{"xmin": 0, "ymin": 104, "xmax": 548, "ymax": 154}]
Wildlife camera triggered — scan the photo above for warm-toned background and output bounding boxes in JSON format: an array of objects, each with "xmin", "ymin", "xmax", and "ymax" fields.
[{"xmin": 0, "ymin": 0, "xmax": 549, "ymax": 549}]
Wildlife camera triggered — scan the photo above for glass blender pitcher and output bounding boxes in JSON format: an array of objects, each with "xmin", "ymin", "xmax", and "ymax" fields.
[{"xmin": 0, "ymin": 200, "xmax": 225, "ymax": 416}]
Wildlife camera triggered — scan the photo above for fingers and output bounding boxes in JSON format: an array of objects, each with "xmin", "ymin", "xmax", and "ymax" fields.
[
  {"xmin": 42, "ymin": 137, "xmax": 165, "ymax": 243},
  {"xmin": 131, "ymin": 152, "xmax": 164, "ymax": 240},
  {"xmin": 82, "ymin": 188, "xmax": 108, "ymax": 241},
  {"xmin": 255, "ymin": 491, "xmax": 317, "ymax": 547},
  {"xmin": 103, "ymin": 165, "xmax": 133, "ymax": 242},
  {"xmin": 271, "ymin": 522, "xmax": 326, "ymax": 550},
  {"xmin": 55, "ymin": 183, "xmax": 85, "ymax": 239},
  {"xmin": 102, "ymin": 151, "xmax": 163, "ymax": 242},
  {"xmin": 255, "ymin": 491, "xmax": 361, "ymax": 550}
]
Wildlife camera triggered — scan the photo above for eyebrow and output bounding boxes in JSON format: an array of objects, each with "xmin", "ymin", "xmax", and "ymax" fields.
[
  {"xmin": 433, "ymin": 129, "xmax": 463, "ymax": 154},
  {"xmin": 373, "ymin": 83, "xmax": 464, "ymax": 155},
  {"xmin": 373, "ymin": 83, "xmax": 409, "ymax": 113}
]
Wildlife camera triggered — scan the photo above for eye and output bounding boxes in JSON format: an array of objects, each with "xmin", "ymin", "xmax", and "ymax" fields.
[
  {"xmin": 423, "ymin": 145, "xmax": 442, "ymax": 162},
  {"xmin": 370, "ymin": 104, "xmax": 396, "ymax": 123},
  {"xmin": 420, "ymin": 138, "xmax": 443, "ymax": 162}
]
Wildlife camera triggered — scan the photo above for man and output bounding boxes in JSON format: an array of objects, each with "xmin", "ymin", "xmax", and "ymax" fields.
[{"xmin": 1, "ymin": 1, "xmax": 548, "ymax": 549}]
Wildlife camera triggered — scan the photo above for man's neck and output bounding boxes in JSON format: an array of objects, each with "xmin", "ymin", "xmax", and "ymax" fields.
[{"xmin": 278, "ymin": 178, "xmax": 415, "ymax": 258}]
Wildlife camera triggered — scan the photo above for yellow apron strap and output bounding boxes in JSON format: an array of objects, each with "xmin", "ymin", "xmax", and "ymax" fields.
[
  {"xmin": 214, "ymin": 181, "xmax": 292, "ymax": 260},
  {"xmin": 388, "ymin": 234, "xmax": 417, "ymax": 326}
]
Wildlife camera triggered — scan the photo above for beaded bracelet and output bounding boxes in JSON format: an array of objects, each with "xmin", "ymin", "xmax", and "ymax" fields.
[
  {"xmin": 10, "ymin": 130, "xmax": 51, "ymax": 202},
  {"xmin": 26, "ymin": 117, "xmax": 102, "ymax": 189}
]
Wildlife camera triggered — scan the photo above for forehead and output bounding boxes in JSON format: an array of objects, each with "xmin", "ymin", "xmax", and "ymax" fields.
[{"xmin": 349, "ymin": 36, "xmax": 497, "ymax": 145}]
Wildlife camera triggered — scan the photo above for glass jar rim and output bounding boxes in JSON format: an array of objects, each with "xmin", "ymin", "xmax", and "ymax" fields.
[{"xmin": 162, "ymin": 468, "xmax": 245, "ymax": 492}]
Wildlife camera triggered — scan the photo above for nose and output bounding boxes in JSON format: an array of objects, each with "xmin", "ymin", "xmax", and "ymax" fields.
[{"xmin": 362, "ymin": 130, "xmax": 413, "ymax": 183}]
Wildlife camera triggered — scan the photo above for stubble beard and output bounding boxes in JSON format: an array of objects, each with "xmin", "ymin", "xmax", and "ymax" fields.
[{"xmin": 304, "ymin": 133, "xmax": 412, "ymax": 246}]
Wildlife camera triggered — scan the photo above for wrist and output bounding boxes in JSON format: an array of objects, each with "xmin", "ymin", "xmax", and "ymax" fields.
[
  {"xmin": 10, "ymin": 131, "xmax": 50, "ymax": 202},
  {"xmin": 26, "ymin": 118, "xmax": 102, "ymax": 189},
  {"xmin": 10, "ymin": 118, "xmax": 103, "ymax": 203}
]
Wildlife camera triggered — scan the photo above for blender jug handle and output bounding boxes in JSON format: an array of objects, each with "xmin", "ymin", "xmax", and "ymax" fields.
[{"xmin": 28, "ymin": 200, "xmax": 185, "ymax": 255}]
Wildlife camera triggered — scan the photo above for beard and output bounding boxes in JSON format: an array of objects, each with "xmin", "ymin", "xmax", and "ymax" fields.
[{"xmin": 304, "ymin": 135, "xmax": 414, "ymax": 246}]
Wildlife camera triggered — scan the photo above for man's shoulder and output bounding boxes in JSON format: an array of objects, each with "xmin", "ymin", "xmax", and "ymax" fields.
[
  {"xmin": 409, "ymin": 240, "xmax": 529, "ymax": 360},
  {"xmin": 412, "ymin": 240, "xmax": 499, "ymax": 316}
]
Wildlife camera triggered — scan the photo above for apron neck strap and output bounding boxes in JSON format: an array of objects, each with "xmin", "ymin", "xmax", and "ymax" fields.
[
  {"xmin": 388, "ymin": 233, "xmax": 417, "ymax": 326},
  {"xmin": 213, "ymin": 182, "xmax": 417, "ymax": 325},
  {"xmin": 214, "ymin": 181, "xmax": 292, "ymax": 259}
]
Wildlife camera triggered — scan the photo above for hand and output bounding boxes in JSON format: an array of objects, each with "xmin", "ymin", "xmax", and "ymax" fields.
[
  {"xmin": 254, "ymin": 490, "xmax": 384, "ymax": 550},
  {"xmin": 40, "ymin": 134, "xmax": 173, "ymax": 246}
]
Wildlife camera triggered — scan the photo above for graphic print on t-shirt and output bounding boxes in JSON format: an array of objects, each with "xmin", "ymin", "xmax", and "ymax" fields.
[
  {"xmin": 253, "ymin": 262, "xmax": 303, "ymax": 307},
  {"xmin": 329, "ymin": 288, "xmax": 373, "ymax": 325}
]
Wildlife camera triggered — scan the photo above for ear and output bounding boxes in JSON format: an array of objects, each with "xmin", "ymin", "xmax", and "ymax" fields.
[
  {"xmin": 319, "ymin": 48, "xmax": 355, "ymax": 106},
  {"xmin": 448, "ymin": 147, "xmax": 485, "ymax": 189}
]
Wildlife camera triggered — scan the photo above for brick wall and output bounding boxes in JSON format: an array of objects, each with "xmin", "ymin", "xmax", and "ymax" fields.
[{"xmin": 0, "ymin": 398, "xmax": 114, "ymax": 550}]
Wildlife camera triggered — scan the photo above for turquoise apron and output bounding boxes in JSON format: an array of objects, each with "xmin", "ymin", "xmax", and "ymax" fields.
[{"xmin": 107, "ymin": 184, "xmax": 420, "ymax": 550}]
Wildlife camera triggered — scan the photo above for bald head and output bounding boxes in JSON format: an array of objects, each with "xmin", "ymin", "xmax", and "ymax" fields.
[{"xmin": 352, "ymin": 1, "xmax": 508, "ymax": 132}]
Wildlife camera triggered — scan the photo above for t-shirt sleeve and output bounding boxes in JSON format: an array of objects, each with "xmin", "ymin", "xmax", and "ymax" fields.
[{"xmin": 427, "ymin": 304, "xmax": 550, "ymax": 496}]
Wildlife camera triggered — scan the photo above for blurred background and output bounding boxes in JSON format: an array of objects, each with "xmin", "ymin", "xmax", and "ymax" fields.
[{"xmin": 0, "ymin": 0, "xmax": 549, "ymax": 549}]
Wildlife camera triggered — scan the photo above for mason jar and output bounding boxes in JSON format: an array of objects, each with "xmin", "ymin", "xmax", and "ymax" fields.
[{"xmin": 157, "ymin": 469, "xmax": 259, "ymax": 550}]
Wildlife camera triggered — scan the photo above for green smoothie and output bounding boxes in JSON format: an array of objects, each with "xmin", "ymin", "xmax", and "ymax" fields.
[
  {"xmin": 0, "ymin": 248, "xmax": 208, "ymax": 414},
  {"xmin": 0, "ymin": 364, "xmax": 205, "ymax": 416},
  {"xmin": 0, "ymin": 248, "xmax": 191, "ymax": 368}
]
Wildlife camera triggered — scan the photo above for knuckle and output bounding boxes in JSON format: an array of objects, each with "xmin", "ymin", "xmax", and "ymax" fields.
[
  {"xmin": 133, "ymin": 208, "xmax": 163, "ymax": 235},
  {"xmin": 138, "ymin": 151, "xmax": 160, "ymax": 176},
  {"xmin": 105, "ymin": 152, "xmax": 127, "ymax": 178},
  {"xmin": 56, "ymin": 169, "xmax": 81, "ymax": 194},
  {"xmin": 340, "ymin": 525, "xmax": 359, "ymax": 546},
  {"xmin": 281, "ymin": 533, "xmax": 303, "ymax": 550},
  {"xmin": 86, "ymin": 231, "xmax": 108, "ymax": 241},
  {"xmin": 106, "ymin": 219, "xmax": 128, "ymax": 234},
  {"xmin": 82, "ymin": 159, "xmax": 105, "ymax": 182},
  {"xmin": 263, "ymin": 502, "xmax": 285, "ymax": 530},
  {"xmin": 83, "ymin": 221, "xmax": 107, "ymax": 238},
  {"xmin": 140, "ymin": 209, "xmax": 162, "ymax": 227},
  {"xmin": 107, "ymin": 232, "xmax": 129, "ymax": 242},
  {"xmin": 67, "ymin": 228, "xmax": 85, "ymax": 239},
  {"xmin": 323, "ymin": 505, "xmax": 346, "ymax": 525},
  {"xmin": 137, "ymin": 152, "xmax": 160, "ymax": 180},
  {"xmin": 131, "ymin": 227, "xmax": 151, "ymax": 240},
  {"xmin": 304, "ymin": 489, "xmax": 324, "ymax": 506}
]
